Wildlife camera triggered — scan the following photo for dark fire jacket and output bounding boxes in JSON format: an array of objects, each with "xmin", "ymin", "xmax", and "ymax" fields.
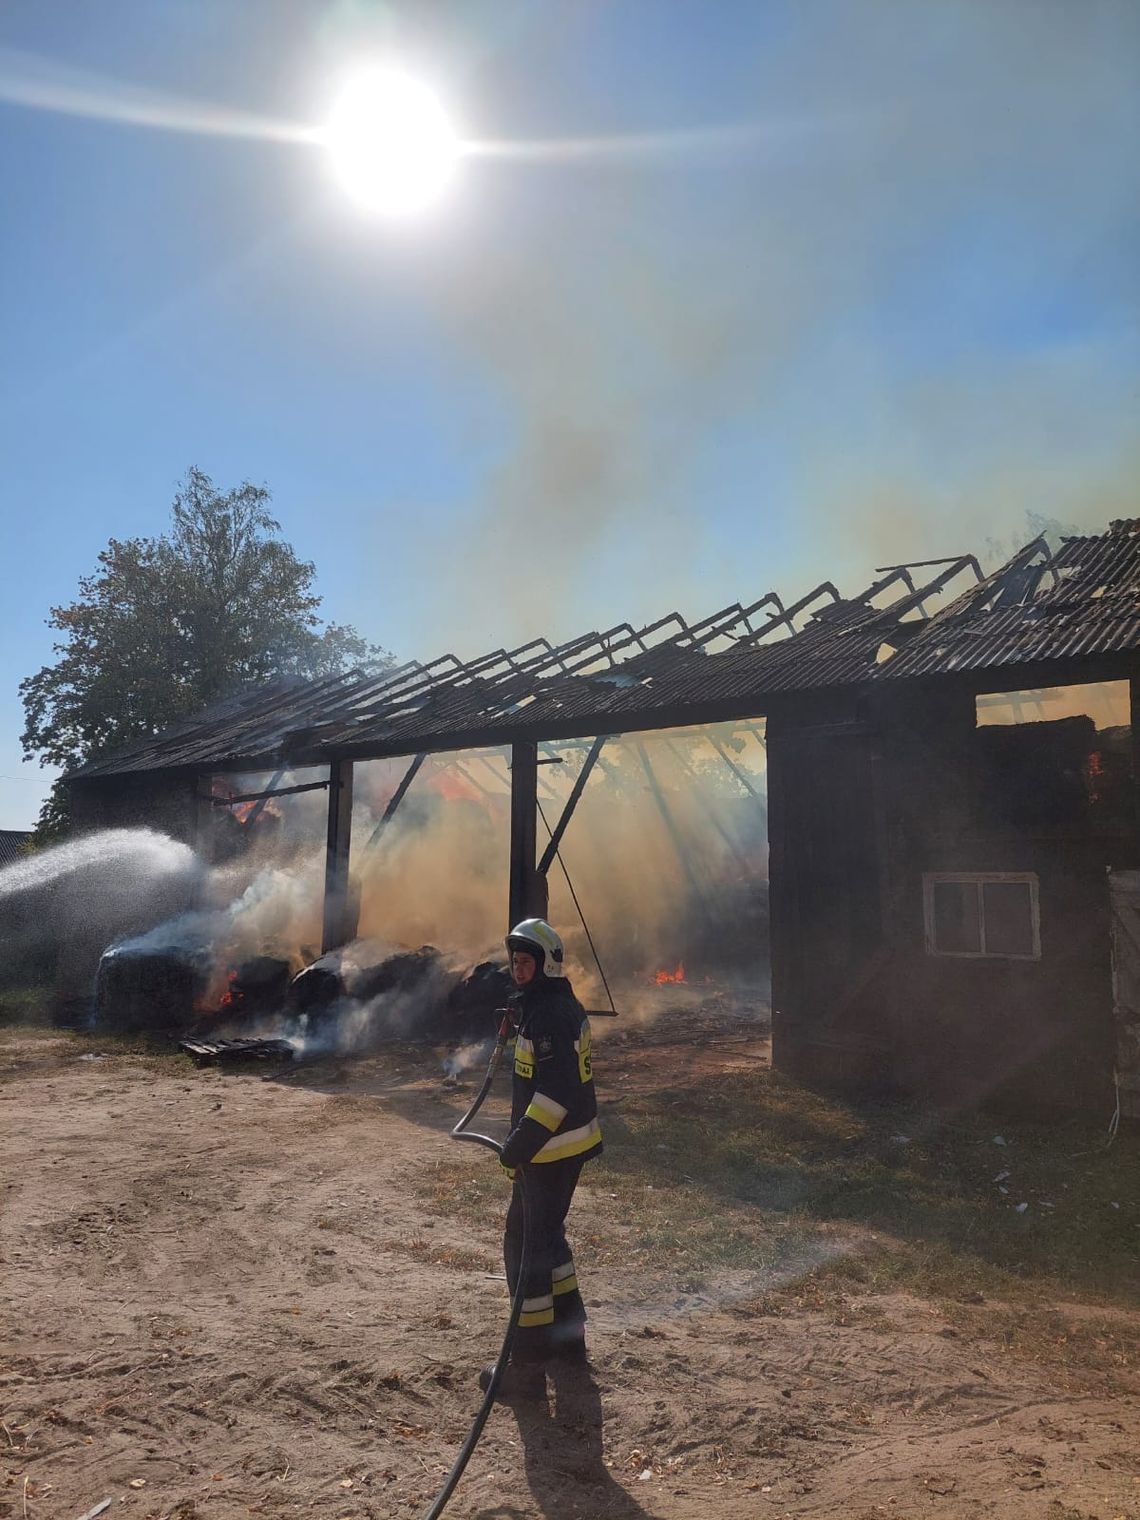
[{"xmin": 501, "ymin": 976, "xmax": 602, "ymax": 1169}]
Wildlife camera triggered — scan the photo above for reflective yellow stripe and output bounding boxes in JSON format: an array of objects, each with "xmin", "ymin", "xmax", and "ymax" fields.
[
  {"xmin": 533, "ymin": 1118, "xmax": 602, "ymax": 1163},
  {"xmin": 525, "ymin": 1093, "xmax": 568, "ymax": 1132},
  {"xmin": 519, "ymin": 1307, "xmax": 555, "ymax": 1327},
  {"xmin": 514, "ymin": 1033, "xmax": 534, "ymax": 1079},
  {"xmin": 551, "ymin": 1260, "xmax": 575, "ymax": 1282},
  {"xmin": 519, "ymin": 1293, "xmax": 555, "ymax": 1328},
  {"xmin": 575, "ymin": 1022, "xmax": 593, "ymax": 1083},
  {"xmin": 552, "ymin": 1274, "xmax": 579, "ymax": 1296}
]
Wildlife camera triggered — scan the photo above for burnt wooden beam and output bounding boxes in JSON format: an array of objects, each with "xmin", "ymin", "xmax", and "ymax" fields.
[
  {"xmin": 200, "ymin": 647, "xmax": 1136, "ymax": 774},
  {"xmin": 321, "ymin": 758, "xmax": 356, "ymax": 953},
  {"xmin": 538, "ymin": 737, "xmax": 607, "ymax": 877},
  {"xmin": 211, "ymin": 776, "xmax": 327, "ymax": 807},
  {"xmin": 241, "ymin": 768, "xmax": 286, "ymax": 826},
  {"xmin": 509, "ymin": 741, "xmax": 548, "ymax": 926},
  {"xmin": 363, "ymin": 753, "xmax": 425, "ymax": 852}
]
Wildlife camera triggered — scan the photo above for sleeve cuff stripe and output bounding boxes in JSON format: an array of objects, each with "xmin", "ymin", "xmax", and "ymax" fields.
[{"xmin": 525, "ymin": 1095, "xmax": 568, "ymax": 1131}]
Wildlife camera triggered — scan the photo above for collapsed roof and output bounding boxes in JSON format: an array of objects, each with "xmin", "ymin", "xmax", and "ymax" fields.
[{"xmin": 71, "ymin": 522, "xmax": 1140, "ymax": 781}]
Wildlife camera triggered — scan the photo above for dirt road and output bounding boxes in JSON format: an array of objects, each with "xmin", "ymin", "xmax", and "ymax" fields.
[{"xmin": 1, "ymin": 1026, "xmax": 1136, "ymax": 1519}]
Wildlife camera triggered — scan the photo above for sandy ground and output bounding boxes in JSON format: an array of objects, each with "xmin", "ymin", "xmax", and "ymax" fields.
[{"xmin": 1, "ymin": 1024, "xmax": 1137, "ymax": 1520}]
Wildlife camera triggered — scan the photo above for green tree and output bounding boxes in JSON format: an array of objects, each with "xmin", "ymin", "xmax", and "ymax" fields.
[{"xmin": 21, "ymin": 468, "xmax": 389, "ymax": 840}]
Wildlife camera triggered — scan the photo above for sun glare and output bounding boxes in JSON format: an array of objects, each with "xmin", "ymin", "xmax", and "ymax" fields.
[{"xmin": 324, "ymin": 68, "xmax": 460, "ymax": 217}]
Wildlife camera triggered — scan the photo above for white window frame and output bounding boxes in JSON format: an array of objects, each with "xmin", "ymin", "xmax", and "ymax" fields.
[{"xmin": 922, "ymin": 871, "xmax": 1041, "ymax": 961}]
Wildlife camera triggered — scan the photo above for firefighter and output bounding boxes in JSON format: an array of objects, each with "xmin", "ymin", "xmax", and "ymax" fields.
[{"xmin": 479, "ymin": 917, "xmax": 602, "ymax": 1400}]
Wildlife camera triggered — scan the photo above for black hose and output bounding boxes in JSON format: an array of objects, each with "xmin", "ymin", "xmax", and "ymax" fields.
[{"xmin": 421, "ymin": 1026, "xmax": 532, "ymax": 1520}]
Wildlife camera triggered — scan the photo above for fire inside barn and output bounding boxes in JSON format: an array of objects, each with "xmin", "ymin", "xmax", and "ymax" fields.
[{"xmin": 66, "ymin": 522, "xmax": 1140, "ymax": 1119}]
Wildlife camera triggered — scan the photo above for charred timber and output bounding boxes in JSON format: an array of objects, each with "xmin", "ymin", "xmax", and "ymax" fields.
[
  {"xmin": 212, "ymin": 778, "xmax": 328, "ymax": 806},
  {"xmin": 321, "ymin": 758, "xmax": 355, "ymax": 954},
  {"xmin": 538, "ymin": 736, "xmax": 607, "ymax": 877}
]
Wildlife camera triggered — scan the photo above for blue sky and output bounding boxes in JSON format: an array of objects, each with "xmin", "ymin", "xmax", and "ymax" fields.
[{"xmin": 1, "ymin": 0, "xmax": 1138, "ymax": 828}]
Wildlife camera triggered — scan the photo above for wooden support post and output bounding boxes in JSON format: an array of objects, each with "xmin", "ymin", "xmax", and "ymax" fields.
[
  {"xmin": 322, "ymin": 758, "xmax": 356, "ymax": 953},
  {"xmin": 509, "ymin": 742, "xmax": 548, "ymax": 927},
  {"xmin": 1130, "ymin": 675, "xmax": 1140, "ymax": 867},
  {"xmin": 764, "ymin": 714, "xmax": 794, "ymax": 1077}
]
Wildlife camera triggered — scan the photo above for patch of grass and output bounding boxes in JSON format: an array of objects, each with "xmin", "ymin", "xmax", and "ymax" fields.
[
  {"xmin": 418, "ymin": 1069, "xmax": 1137, "ymax": 1314},
  {"xmin": 0, "ymin": 984, "xmax": 53, "ymax": 1027},
  {"xmin": 0, "ymin": 1020, "xmax": 195, "ymax": 1078},
  {"xmin": 422, "ymin": 1155, "xmax": 501, "ymax": 1220},
  {"xmin": 593, "ymin": 1072, "xmax": 1139, "ymax": 1307},
  {"xmin": 940, "ymin": 1301, "xmax": 1137, "ymax": 1383},
  {"xmin": 389, "ymin": 1234, "xmax": 496, "ymax": 1273}
]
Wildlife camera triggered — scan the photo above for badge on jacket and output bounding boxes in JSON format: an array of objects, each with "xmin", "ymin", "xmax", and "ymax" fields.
[{"xmin": 538, "ymin": 1035, "xmax": 553, "ymax": 1055}]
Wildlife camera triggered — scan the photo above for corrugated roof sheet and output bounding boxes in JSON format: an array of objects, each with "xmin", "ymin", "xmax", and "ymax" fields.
[
  {"xmin": 0, "ymin": 831, "xmax": 32, "ymax": 869},
  {"xmin": 71, "ymin": 523, "xmax": 1140, "ymax": 781}
]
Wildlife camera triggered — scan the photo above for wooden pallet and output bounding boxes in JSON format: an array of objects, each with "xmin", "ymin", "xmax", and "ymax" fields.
[{"xmin": 179, "ymin": 1037, "xmax": 296, "ymax": 1065}]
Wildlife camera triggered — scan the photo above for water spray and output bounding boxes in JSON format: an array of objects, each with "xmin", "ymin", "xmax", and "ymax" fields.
[{"xmin": 421, "ymin": 1010, "xmax": 533, "ymax": 1520}]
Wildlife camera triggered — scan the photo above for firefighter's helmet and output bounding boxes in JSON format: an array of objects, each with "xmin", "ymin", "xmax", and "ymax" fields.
[{"xmin": 505, "ymin": 918, "xmax": 566, "ymax": 978}]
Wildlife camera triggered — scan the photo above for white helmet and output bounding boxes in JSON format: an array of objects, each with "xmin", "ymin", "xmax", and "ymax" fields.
[{"xmin": 505, "ymin": 918, "xmax": 566, "ymax": 978}]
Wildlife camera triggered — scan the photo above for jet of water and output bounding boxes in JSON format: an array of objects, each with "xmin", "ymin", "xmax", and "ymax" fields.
[{"xmin": 0, "ymin": 827, "xmax": 198, "ymax": 902}]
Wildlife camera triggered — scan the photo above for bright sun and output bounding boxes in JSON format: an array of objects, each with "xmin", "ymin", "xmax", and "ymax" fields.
[{"xmin": 324, "ymin": 68, "xmax": 461, "ymax": 217}]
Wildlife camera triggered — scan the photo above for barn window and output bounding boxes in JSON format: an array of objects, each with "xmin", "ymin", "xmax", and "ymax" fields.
[{"xmin": 923, "ymin": 873, "xmax": 1040, "ymax": 960}]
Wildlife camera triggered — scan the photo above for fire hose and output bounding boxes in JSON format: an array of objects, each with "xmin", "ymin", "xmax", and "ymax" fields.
[{"xmin": 421, "ymin": 1013, "xmax": 532, "ymax": 1520}]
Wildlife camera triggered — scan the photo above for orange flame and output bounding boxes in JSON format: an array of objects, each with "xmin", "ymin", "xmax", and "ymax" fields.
[
  {"xmin": 219, "ymin": 969, "xmax": 240, "ymax": 1007},
  {"xmin": 429, "ymin": 771, "xmax": 484, "ymax": 803},
  {"xmin": 654, "ymin": 961, "xmax": 686, "ymax": 985}
]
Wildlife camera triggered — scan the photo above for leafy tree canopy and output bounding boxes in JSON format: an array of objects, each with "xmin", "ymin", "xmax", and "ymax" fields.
[{"xmin": 21, "ymin": 468, "xmax": 389, "ymax": 838}]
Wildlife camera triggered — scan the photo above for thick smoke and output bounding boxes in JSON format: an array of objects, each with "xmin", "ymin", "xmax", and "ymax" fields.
[
  {"xmin": 352, "ymin": 758, "xmax": 509, "ymax": 957},
  {"xmin": 2, "ymin": 729, "xmax": 768, "ymax": 1037},
  {"xmin": 280, "ymin": 937, "xmax": 465, "ymax": 1058},
  {"xmin": 350, "ymin": 1, "xmax": 1139, "ymax": 653},
  {"xmin": 111, "ymin": 855, "xmax": 325, "ymax": 1005},
  {"xmin": 351, "ymin": 729, "xmax": 769, "ymax": 1005}
]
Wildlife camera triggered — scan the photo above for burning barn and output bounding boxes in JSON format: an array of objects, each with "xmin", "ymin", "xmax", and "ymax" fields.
[{"xmin": 64, "ymin": 521, "xmax": 1140, "ymax": 1119}]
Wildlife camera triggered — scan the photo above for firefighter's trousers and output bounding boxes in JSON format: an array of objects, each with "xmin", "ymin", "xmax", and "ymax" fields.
[{"xmin": 504, "ymin": 1157, "xmax": 587, "ymax": 1362}]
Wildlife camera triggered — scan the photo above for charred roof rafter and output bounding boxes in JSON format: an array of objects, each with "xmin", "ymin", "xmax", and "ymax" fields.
[{"xmin": 68, "ymin": 523, "xmax": 1140, "ymax": 783}]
